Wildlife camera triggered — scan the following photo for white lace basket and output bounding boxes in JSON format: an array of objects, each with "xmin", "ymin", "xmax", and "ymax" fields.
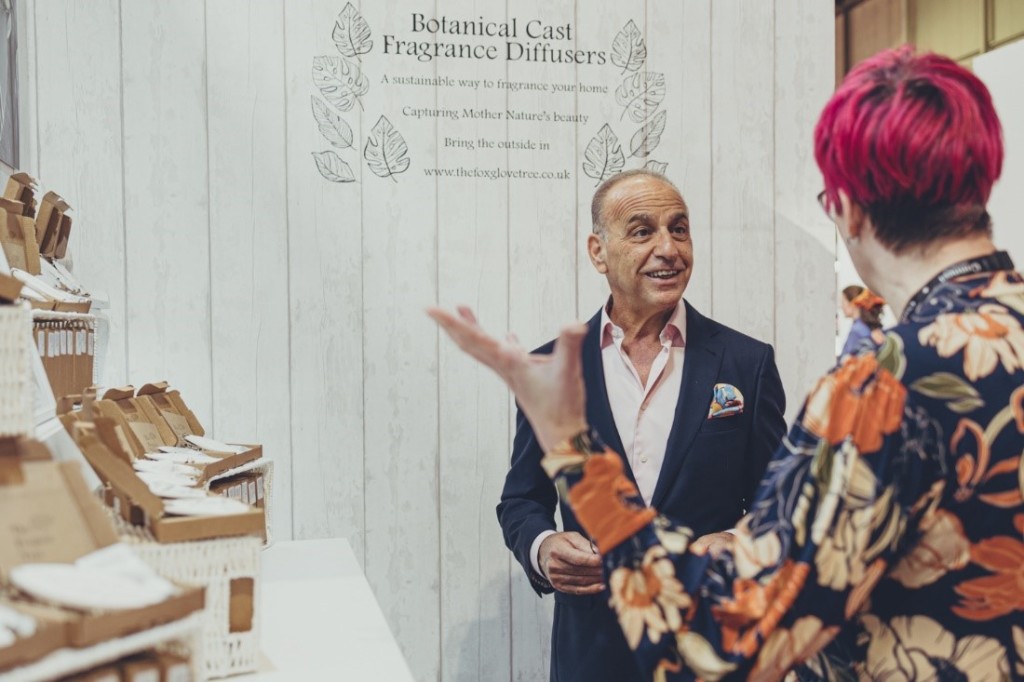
[
  {"xmin": 116, "ymin": 520, "xmax": 263, "ymax": 679},
  {"xmin": 0, "ymin": 303, "xmax": 33, "ymax": 437}
]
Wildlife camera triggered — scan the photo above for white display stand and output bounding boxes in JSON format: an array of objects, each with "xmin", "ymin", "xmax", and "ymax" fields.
[{"xmin": 233, "ymin": 539, "xmax": 414, "ymax": 681}]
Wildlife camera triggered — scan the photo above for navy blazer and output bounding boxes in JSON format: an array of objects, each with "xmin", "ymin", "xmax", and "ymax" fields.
[{"xmin": 496, "ymin": 302, "xmax": 787, "ymax": 682}]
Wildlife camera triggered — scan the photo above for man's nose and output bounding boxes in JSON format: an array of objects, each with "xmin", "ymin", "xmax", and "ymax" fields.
[{"xmin": 653, "ymin": 230, "xmax": 676, "ymax": 257}]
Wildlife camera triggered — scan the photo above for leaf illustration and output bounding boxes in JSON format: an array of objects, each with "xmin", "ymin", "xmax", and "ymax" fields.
[
  {"xmin": 312, "ymin": 56, "xmax": 368, "ymax": 112},
  {"xmin": 948, "ymin": 397, "xmax": 985, "ymax": 414},
  {"xmin": 333, "ymin": 2, "xmax": 373, "ymax": 61},
  {"xmin": 312, "ymin": 151, "xmax": 356, "ymax": 182},
  {"xmin": 615, "ymin": 71, "xmax": 666, "ymax": 123},
  {"xmin": 364, "ymin": 116, "xmax": 410, "ymax": 182},
  {"xmin": 611, "ymin": 20, "xmax": 646, "ymax": 74},
  {"xmin": 629, "ymin": 110, "xmax": 667, "ymax": 158},
  {"xmin": 311, "ymin": 96, "xmax": 354, "ymax": 148},
  {"xmin": 582, "ymin": 124, "xmax": 625, "ymax": 186},
  {"xmin": 644, "ymin": 160, "xmax": 668, "ymax": 174},
  {"xmin": 910, "ymin": 372, "xmax": 982, "ymax": 402}
]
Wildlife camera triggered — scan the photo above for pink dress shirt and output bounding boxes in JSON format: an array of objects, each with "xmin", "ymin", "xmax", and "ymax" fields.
[{"xmin": 531, "ymin": 300, "xmax": 686, "ymax": 574}]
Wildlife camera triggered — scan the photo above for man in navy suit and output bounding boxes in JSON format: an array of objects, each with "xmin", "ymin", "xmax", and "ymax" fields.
[{"xmin": 497, "ymin": 170, "xmax": 786, "ymax": 682}]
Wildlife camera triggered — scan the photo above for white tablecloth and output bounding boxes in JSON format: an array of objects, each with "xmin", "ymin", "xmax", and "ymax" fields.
[{"xmin": 233, "ymin": 538, "xmax": 414, "ymax": 681}]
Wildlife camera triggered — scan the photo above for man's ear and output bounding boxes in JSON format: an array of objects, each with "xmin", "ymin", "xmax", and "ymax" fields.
[{"xmin": 587, "ymin": 233, "xmax": 608, "ymax": 274}]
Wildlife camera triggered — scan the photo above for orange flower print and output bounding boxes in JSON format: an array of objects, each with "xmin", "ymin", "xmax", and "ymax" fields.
[
  {"xmin": 608, "ymin": 546, "xmax": 691, "ymax": 650},
  {"xmin": 1013, "ymin": 385, "xmax": 1024, "ymax": 433},
  {"xmin": 801, "ymin": 354, "xmax": 906, "ymax": 454},
  {"xmin": 569, "ymin": 452, "xmax": 656, "ymax": 552},
  {"xmin": 951, "ymin": 419, "xmax": 1023, "ymax": 507},
  {"xmin": 918, "ymin": 303, "xmax": 1024, "ymax": 380},
  {"xmin": 954, "ymin": 516, "xmax": 1024, "ymax": 621}
]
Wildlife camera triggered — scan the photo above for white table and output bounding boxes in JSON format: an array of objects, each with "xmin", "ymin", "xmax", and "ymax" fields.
[{"xmin": 233, "ymin": 538, "xmax": 414, "ymax": 681}]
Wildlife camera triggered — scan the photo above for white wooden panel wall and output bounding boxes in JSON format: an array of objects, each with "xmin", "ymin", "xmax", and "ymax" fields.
[
  {"xmin": 774, "ymin": 0, "xmax": 838, "ymax": 416},
  {"xmin": 283, "ymin": 0, "xmax": 362, "ymax": 551},
  {"xmin": 24, "ymin": 1, "xmax": 833, "ymax": 679},
  {"xmin": 33, "ymin": 0, "xmax": 127, "ymax": 384},
  {"xmin": 976, "ymin": 40, "xmax": 1024, "ymax": 265},
  {"xmin": 121, "ymin": 1, "xmax": 213, "ymax": 422},
  {"xmin": 206, "ymin": 0, "xmax": 293, "ymax": 544},
  {"xmin": 435, "ymin": 1, "xmax": 512, "ymax": 680}
]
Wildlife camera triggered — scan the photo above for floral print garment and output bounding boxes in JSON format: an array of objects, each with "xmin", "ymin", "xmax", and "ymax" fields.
[{"xmin": 545, "ymin": 267, "xmax": 1024, "ymax": 681}]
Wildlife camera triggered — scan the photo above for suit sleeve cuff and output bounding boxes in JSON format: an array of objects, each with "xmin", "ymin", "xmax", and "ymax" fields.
[{"xmin": 530, "ymin": 530, "xmax": 557, "ymax": 577}]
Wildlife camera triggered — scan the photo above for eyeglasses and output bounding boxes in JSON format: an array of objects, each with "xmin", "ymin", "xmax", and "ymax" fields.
[{"xmin": 817, "ymin": 190, "xmax": 839, "ymax": 224}]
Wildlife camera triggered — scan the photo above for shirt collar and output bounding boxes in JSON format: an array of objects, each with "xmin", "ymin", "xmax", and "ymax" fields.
[{"xmin": 600, "ymin": 298, "xmax": 687, "ymax": 349}]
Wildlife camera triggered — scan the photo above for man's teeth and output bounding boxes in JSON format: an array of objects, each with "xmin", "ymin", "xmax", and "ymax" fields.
[{"xmin": 647, "ymin": 270, "xmax": 678, "ymax": 279}]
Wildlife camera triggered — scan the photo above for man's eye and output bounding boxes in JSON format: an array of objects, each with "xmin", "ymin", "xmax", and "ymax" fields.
[{"xmin": 633, "ymin": 228, "xmax": 651, "ymax": 237}]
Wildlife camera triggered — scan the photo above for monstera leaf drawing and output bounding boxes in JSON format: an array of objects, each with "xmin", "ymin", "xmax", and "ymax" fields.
[
  {"xmin": 644, "ymin": 159, "xmax": 668, "ymax": 174},
  {"xmin": 312, "ymin": 151, "xmax": 356, "ymax": 182},
  {"xmin": 615, "ymin": 71, "xmax": 666, "ymax": 123},
  {"xmin": 364, "ymin": 116, "xmax": 410, "ymax": 181},
  {"xmin": 611, "ymin": 20, "xmax": 646, "ymax": 74},
  {"xmin": 630, "ymin": 111, "xmax": 667, "ymax": 158},
  {"xmin": 582, "ymin": 124, "xmax": 625, "ymax": 186},
  {"xmin": 311, "ymin": 96, "xmax": 354, "ymax": 148},
  {"xmin": 313, "ymin": 56, "xmax": 369, "ymax": 112},
  {"xmin": 333, "ymin": 2, "xmax": 373, "ymax": 61}
]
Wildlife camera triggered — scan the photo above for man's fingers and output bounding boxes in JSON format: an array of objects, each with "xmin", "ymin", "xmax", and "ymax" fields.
[
  {"xmin": 554, "ymin": 582, "xmax": 605, "ymax": 596},
  {"xmin": 551, "ymin": 546, "xmax": 601, "ymax": 568}
]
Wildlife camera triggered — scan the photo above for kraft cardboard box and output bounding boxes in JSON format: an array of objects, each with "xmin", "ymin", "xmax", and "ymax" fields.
[
  {"xmin": 0, "ymin": 197, "xmax": 40, "ymax": 275},
  {"xmin": 0, "ymin": 600, "xmax": 72, "ymax": 672},
  {"xmin": 79, "ymin": 421, "xmax": 265, "ymax": 543},
  {"xmin": 35, "ymin": 191, "xmax": 70, "ymax": 259},
  {"xmin": 0, "ymin": 450, "xmax": 205, "ymax": 648},
  {"xmin": 0, "ymin": 272, "xmax": 22, "ymax": 302},
  {"xmin": 95, "ymin": 387, "xmax": 165, "ymax": 459},
  {"xmin": 3, "ymin": 172, "xmax": 37, "ymax": 216},
  {"xmin": 136, "ymin": 383, "xmax": 205, "ymax": 440}
]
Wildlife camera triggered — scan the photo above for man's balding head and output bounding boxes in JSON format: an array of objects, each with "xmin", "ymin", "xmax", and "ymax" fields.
[{"xmin": 591, "ymin": 170, "xmax": 682, "ymax": 238}]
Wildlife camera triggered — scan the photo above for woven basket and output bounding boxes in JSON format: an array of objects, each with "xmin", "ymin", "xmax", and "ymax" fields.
[
  {"xmin": 115, "ymin": 519, "xmax": 262, "ymax": 679},
  {"xmin": 0, "ymin": 303, "xmax": 33, "ymax": 437},
  {"xmin": 207, "ymin": 458, "xmax": 275, "ymax": 546}
]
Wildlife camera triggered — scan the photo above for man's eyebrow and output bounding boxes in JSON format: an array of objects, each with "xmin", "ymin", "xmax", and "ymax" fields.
[
  {"xmin": 669, "ymin": 210, "xmax": 690, "ymax": 222},
  {"xmin": 626, "ymin": 212, "xmax": 653, "ymax": 224}
]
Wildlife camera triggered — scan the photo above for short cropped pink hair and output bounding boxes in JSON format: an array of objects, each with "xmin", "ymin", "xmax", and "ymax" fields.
[{"xmin": 814, "ymin": 46, "xmax": 1003, "ymax": 251}]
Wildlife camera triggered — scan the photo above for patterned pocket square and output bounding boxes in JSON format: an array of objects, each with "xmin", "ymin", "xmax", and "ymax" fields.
[{"xmin": 708, "ymin": 383, "xmax": 744, "ymax": 419}]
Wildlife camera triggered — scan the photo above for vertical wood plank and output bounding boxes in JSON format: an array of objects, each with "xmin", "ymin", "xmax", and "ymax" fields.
[
  {"xmin": 435, "ymin": 3, "xmax": 512, "ymax": 679},
  {"xmin": 34, "ymin": 0, "xmax": 127, "ymax": 386},
  {"xmin": 647, "ymin": 0, "xmax": 712, "ymax": 315},
  {"xmin": 359, "ymin": 3, "xmax": 440, "ymax": 678},
  {"xmin": 121, "ymin": 0, "xmax": 212, "ymax": 417},
  {"xmin": 17, "ymin": 0, "xmax": 38, "ymax": 176},
  {"xmin": 774, "ymin": 0, "xmax": 837, "ymax": 419},
  {"xmin": 710, "ymin": 0, "xmax": 775, "ymax": 344},
  {"xmin": 207, "ymin": 0, "xmax": 292, "ymax": 541},
  {"xmin": 848, "ymin": 0, "xmax": 907, "ymax": 67},
  {"xmin": 283, "ymin": 0, "xmax": 365, "ymax": 552},
  {"xmin": 505, "ymin": 1, "xmax": 578, "ymax": 678},
  {"xmin": 574, "ymin": 0, "xmax": 648, "ymax": 317}
]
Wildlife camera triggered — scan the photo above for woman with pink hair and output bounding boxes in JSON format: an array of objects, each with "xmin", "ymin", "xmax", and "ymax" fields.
[{"xmin": 432, "ymin": 46, "xmax": 1023, "ymax": 680}]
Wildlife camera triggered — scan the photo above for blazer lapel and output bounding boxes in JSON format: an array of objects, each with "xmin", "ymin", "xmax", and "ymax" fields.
[
  {"xmin": 581, "ymin": 310, "xmax": 636, "ymax": 488},
  {"xmin": 650, "ymin": 302, "xmax": 723, "ymax": 508}
]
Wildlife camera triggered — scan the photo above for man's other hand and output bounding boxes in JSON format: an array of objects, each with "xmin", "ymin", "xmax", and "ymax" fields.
[{"xmin": 540, "ymin": 532, "xmax": 604, "ymax": 595}]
